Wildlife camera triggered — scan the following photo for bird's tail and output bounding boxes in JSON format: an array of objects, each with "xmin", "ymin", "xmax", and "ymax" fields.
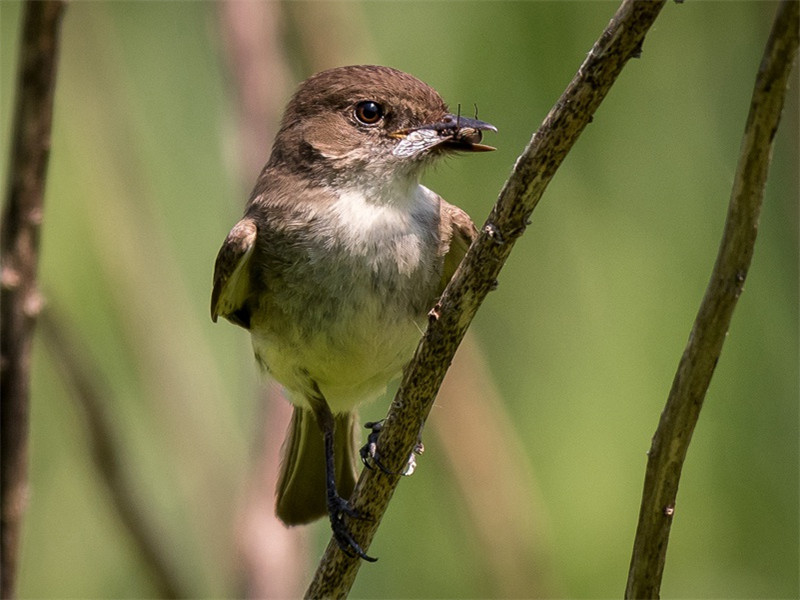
[{"xmin": 275, "ymin": 406, "xmax": 359, "ymax": 525}]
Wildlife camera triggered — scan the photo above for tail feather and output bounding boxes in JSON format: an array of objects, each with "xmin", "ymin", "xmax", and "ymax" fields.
[{"xmin": 275, "ymin": 407, "xmax": 359, "ymax": 525}]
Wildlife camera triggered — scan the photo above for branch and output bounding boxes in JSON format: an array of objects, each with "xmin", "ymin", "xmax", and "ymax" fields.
[
  {"xmin": 625, "ymin": 3, "xmax": 799, "ymax": 598},
  {"xmin": 305, "ymin": 1, "xmax": 667, "ymax": 596},
  {"xmin": 37, "ymin": 309, "xmax": 187, "ymax": 600},
  {"xmin": 1, "ymin": 2, "xmax": 65, "ymax": 597}
]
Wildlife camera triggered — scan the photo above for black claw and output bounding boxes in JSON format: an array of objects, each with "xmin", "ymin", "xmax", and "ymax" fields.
[
  {"xmin": 360, "ymin": 420, "xmax": 396, "ymax": 474},
  {"xmin": 328, "ymin": 493, "xmax": 367, "ymax": 521},
  {"xmin": 309, "ymin": 390, "xmax": 378, "ymax": 563},
  {"xmin": 372, "ymin": 452, "xmax": 396, "ymax": 475},
  {"xmin": 359, "ymin": 421, "xmax": 381, "ymax": 468},
  {"xmin": 360, "ymin": 419, "xmax": 424, "ymax": 477},
  {"xmin": 328, "ymin": 495, "xmax": 376, "ymax": 562}
]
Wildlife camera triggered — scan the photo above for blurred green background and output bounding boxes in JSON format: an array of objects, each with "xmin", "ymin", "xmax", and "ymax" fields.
[{"xmin": 1, "ymin": 1, "xmax": 797, "ymax": 598}]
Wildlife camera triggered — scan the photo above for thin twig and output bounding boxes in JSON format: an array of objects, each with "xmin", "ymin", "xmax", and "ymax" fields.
[
  {"xmin": 1, "ymin": 2, "xmax": 65, "ymax": 597},
  {"xmin": 37, "ymin": 309, "xmax": 187, "ymax": 599},
  {"xmin": 625, "ymin": 3, "xmax": 799, "ymax": 598},
  {"xmin": 305, "ymin": 1, "xmax": 667, "ymax": 597}
]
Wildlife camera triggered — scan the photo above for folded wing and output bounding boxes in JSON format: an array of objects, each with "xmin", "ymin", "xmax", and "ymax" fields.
[
  {"xmin": 439, "ymin": 200, "xmax": 478, "ymax": 290},
  {"xmin": 211, "ymin": 217, "xmax": 257, "ymax": 329}
]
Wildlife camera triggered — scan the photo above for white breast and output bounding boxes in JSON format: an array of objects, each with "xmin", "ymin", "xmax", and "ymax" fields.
[
  {"xmin": 330, "ymin": 184, "xmax": 438, "ymax": 276},
  {"xmin": 251, "ymin": 182, "xmax": 443, "ymax": 413}
]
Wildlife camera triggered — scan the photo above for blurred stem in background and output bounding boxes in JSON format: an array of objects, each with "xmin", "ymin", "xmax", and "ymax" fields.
[
  {"xmin": 1, "ymin": 2, "xmax": 65, "ymax": 597},
  {"xmin": 217, "ymin": 1, "xmax": 305, "ymax": 596},
  {"xmin": 435, "ymin": 338, "xmax": 557, "ymax": 596},
  {"xmin": 38, "ymin": 309, "xmax": 185, "ymax": 599}
]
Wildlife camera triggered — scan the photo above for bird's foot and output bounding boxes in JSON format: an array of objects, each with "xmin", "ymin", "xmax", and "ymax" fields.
[
  {"xmin": 360, "ymin": 420, "xmax": 424, "ymax": 476},
  {"xmin": 327, "ymin": 493, "xmax": 376, "ymax": 562}
]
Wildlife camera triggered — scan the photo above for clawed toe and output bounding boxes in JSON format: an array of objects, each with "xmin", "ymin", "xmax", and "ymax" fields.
[
  {"xmin": 328, "ymin": 495, "xmax": 376, "ymax": 562},
  {"xmin": 360, "ymin": 420, "xmax": 395, "ymax": 474},
  {"xmin": 360, "ymin": 420, "xmax": 423, "ymax": 476}
]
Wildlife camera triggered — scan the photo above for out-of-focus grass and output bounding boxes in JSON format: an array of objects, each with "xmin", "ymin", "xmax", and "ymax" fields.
[{"xmin": 1, "ymin": 1, "xmax": 797, "ymax": 598}]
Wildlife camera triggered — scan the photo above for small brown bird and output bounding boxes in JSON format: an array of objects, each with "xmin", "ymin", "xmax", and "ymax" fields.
[{"xmin": 211, "ymin": 65, "xmax": 495, "ymax": 559}]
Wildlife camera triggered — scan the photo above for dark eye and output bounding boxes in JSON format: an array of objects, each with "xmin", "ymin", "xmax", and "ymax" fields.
[{"xmin": 354, "ymin": 100, "xmax": 384, "ymax": 125}]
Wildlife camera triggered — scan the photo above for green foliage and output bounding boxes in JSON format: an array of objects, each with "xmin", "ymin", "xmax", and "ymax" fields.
[{"xmin": 1, "ymin": 1, "xmax": 796, "ymax": 597}]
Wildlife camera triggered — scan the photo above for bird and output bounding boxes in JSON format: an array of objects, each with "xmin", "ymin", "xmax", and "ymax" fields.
[{"xmin": 211, "ymin": 65, "xmax": 495, "ymax": 559}]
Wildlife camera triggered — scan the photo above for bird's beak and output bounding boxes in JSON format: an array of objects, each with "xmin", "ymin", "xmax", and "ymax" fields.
[
  {"xmin": 432, "ymin": 113, "xmax": 497, "ymax": 152},
  {"xmin": 391, "ymin": 113, "xmax": 497, "ymax": 157}
]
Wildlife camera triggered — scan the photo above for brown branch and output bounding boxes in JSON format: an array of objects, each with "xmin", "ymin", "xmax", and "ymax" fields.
[
  {"xmin": 624, "ymin": 3, "xmax": 799, "ymax": 598},
  {"xmin": 36, "ymin": 309, "xmax": 188, "ymax": 599},
  {"xmin": 0, "ymin": 2, "xmax": 65, "ymax": 597},
  {"xmin": 305, "ymin": 1, "xmax": 667, "ymax": 597}
]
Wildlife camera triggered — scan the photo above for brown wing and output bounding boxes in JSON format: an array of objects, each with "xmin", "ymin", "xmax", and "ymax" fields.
[
  {"xmin": 439, "ymin": 200, "xmax": 478, "ymax": 290},
  {"xmin": 210, "ymin": 217, "xmax": 257, "ymax": 328}
]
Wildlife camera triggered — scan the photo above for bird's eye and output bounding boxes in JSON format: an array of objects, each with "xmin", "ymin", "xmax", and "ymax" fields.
[{"xmin": 354, "ymin": 100, "xmax": 384, "ymax": 125}]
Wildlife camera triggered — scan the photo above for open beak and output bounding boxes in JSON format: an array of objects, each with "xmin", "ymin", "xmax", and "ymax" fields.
[
  {"xmin": 391, "ymin": 113, "xmax": 497, "ymax": 157},
  {"xmin": 433, "ymin": 113, "xmax": 497, "ymax": 152}
]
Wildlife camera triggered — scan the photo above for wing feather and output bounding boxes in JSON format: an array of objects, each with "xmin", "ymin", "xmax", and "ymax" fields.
[
  {"xmin": 439, "ymin": 200, "xmax": 478, "ymax": 290},
  {"xmin": 211, "ymin": 217, "xmax": 257, "ymax": 328}
]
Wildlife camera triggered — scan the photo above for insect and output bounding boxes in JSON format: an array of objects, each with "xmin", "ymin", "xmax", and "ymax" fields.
[{"xmin": 392, "ymin": 104, "xmax": 495, "ymax": 157}]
